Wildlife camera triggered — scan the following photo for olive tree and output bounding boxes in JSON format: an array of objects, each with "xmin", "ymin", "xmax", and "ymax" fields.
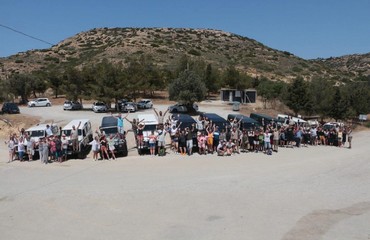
[{"xmin": 168, "ymin": 70, "xmax": 207, "ymax": 109}]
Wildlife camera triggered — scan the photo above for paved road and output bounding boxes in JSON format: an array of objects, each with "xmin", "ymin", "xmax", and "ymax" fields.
[{"xmin": 1, "ymin": 105, "xmax": 369, "ymax": 239}]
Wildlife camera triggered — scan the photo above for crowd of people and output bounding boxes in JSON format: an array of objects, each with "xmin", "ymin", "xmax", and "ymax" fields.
[
  {"xmin": 4, "ymin": 111, "xmax": 354, "ymax": 163},
  {"xmin": 5, "ymin": 127, "xmax": 70, "ymax": 164},
  {"xmin": 126, "ymin": 113, "xmax": 354, "ymax": 157}
]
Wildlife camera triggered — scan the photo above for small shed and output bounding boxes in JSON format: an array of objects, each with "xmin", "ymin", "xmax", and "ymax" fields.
[{"xmin": 220, "ymin": 88, "xmax": 257, "ymax": 103}]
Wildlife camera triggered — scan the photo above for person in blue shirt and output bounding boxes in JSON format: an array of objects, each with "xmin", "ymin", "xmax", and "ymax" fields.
[
  {"xmin": 111, "ymin": 112, "xmax": 129, "ymax": 136},
  {"xmin": 294, "ymin": 127, "xmax": 303, "ymax": 147}
]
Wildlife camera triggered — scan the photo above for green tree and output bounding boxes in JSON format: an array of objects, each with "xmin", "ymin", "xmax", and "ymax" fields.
[
  {"xmin": 47, "ymin": 71, "xmax": 63, "ymax": 98},
  {"xmin": 285, "ymin": 77, "xmax": 312, "ymax": 115},
  {"xmin": 168, "ymin": 70, "xmax": 207, "ymax": 108},
  {"xmin": 7, "ymin": 73, "xmax": 32, "ymax": 103},
  {"xmin": 329, "ymin": 87, "xmax": 349, "ymax": 121},
  {"xmin": 257, "ymin": 78, "xmax": 286, "ymax": 109},
  {"xmin": 307, "ymin": 77, "xmax": 335, "ymax": 118},
  {"xmin": 222, "ymin": 66, "xmax": 252, "ymax": 90},
  {"xmin": 62, "ymin": 67, "xmax": 88, "ymax": 103},
  {"xmin": 203, "ymin": 64, "xmax": 220, "ymax": 98}
]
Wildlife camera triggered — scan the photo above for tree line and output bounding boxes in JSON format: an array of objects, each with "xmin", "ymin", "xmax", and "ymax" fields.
[{"xmin": 1, "ymin": 55, "xmax": 369, "ymax": 120}]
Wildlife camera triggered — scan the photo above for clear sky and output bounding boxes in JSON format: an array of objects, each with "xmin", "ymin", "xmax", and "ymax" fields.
[{"xmin": 1, "ymin": 0, "xmax": 369, "ymax": 59}]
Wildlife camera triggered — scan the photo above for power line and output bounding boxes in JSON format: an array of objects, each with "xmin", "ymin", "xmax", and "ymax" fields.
[{"xmin": 0, "ymin": 23, "xmax": 54, "ymax": 46}]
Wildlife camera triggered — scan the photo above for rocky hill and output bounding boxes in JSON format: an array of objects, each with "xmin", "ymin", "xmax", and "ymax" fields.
[
  {"xmin": 313, "ymin": 53, "xmax": 370, "ymax": 77},
  {"xmin": 0, "ymin": 27, "xmax": 363, "ymax": 82}
]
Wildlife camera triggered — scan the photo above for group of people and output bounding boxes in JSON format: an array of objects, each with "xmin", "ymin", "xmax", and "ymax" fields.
[
  {"xmin": 4, "ymin": 121, "xmax": 84, "ymax": 164},
  {"xmin": 5, "ymin": 110, "xmax": 354, "ymax": 162},
  {"xmin": 126, "ymin": 113, "xmax": 354, "ymax": 157},
  {"xmin": 5, "ymin": 127, "xmax": 71, "ymax": 164}
]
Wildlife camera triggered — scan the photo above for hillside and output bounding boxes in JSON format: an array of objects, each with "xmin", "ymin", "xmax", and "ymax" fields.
[
  {"xmin": 313, "ymin": 53, "xmax": 370, "ymax": 77},
  {"xmin": 0, "ymin": 27, "xmax": 359, "ymax": 82}
]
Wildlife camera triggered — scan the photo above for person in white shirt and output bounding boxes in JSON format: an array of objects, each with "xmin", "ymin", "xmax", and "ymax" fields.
[
  {"xmin": 5, "ymin": 135, "xmax": 15, "ymax": 163},
  {"xmin": 89, "ymin": 136, "xmax": 100, "ymax": 161}
]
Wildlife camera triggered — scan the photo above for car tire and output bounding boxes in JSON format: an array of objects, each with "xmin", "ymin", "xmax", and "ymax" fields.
[
  {"xmin": 46, "ymin": 103, "xmax": 51, "ymax": 107},
  {"xmin": 122, "ymin": 143, "xmax": 128, "ymax": 157}
]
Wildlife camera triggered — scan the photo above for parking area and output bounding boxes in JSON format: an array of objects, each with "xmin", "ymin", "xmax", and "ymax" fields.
[{"xmin": 1, "ymin": 103, "xmax": 370, "ymax": 240}]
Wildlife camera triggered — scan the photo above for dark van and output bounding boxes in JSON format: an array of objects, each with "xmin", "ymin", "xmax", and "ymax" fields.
[
  {"xmin": 227, "ymin": 114, "xmax": 260, "ymax": 130},
  {"xmin": 171, "ymin": 113, "xmax": 197, "ymax": 130},
  {"xmin": 249, "ymin": 113, "xmax": 278, "ymax": 126},
  {"xmin": 200, "ymin": 113, "xmax": 228, "ymax": 131}
]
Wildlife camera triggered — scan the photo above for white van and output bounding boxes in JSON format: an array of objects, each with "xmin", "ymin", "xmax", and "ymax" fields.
[
  {"xmin": 25, "ymin": 123, "xmax": 60, "ymax": 159},
  {"xmin": 137, "ymin": 114, "xmax": 158, "ymax": 154},
  {"xmin": 61, "ymin": 119, "xmax": 93, "ymax": 159},
  {"xmin": 277, "ymin": 114, "xmax": 306, "ymax": 125}
]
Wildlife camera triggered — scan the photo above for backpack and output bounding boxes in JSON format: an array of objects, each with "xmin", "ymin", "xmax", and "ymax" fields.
[
  {"xmin": 158, "ymin": 148, "xmax": 166, "ymax": 156},
  {"xmin": 267, "ymin": 149, "xmax": 272, "ymax": 155}
]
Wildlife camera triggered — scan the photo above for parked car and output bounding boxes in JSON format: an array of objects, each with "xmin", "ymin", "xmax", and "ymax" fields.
[
  {"xmin": 323, "ymin": 122, "xmax": 344, "ymax": 130},
  {"xmin": 137, "ymin": 99, "xmax": 153, "ymax": 109},
  {"xmin": 92, "ymin": 102, "xmax": 108, "ymax": 113},
  {"xmin": 61, "ymin": 119, "xmax": 93, "ymax": 159},
  {"xmin": 122, "ymin": 102, "xmax": 137, "ymax": 112},
  {"xmin": 200, "ymin": 113, "xmax": 228, "ymax": 131},
  {"xmin": 137, "ymin": 114, "xmax": 159, "ymax": 155},
  {"xmin": 63, "ymin": 100, "xmax": 83, "ymax": 110},
  {"xmin": 28, "ymin": 98, "xmax": 51, "ymax": 107},
  {"xmin": 227, "ymin": 114, "xmax": 261, "ymax": 130},
  {"xmin": 168, "ymin": 103, "xmax": 199, "ymax": 113},
  {"xmin": 25, "ymin": 123, "xmax": 60, "ymax": 159},
  {"xmin": 116, "ymin": 99, "xmax": 129, "ymax": 111},
  {"xmin": 1, "ymin": 102, "xmax": 20, "ymax": 114},
  {"xmin": 99, "ymin": 116, "xmax": 128, "ymax": 157}
]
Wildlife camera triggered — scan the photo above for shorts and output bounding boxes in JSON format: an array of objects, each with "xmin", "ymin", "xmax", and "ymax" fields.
[
  {"xmin": 109, "ymin": 145, "xmax": 115, "ymax": 151},
  {"xmin": 63, "ymin": 149, "xmax": 68, "ymax": 156},
  {"xmin": 55, "ymin": 151, "xmax": 61, "ymax": 158},
  {"xmin": 118, "ymin": 126, "xmax": 124, "ymax": 134},
  {"xmin": 27, "ymin": 149, "xmax": 35, "ymax": 155},
  {"xmin": 149, "ymin": 142, "xmax": 155, "ymax": 148},
  {"xmin": 179, "ymin": 141, "xmax": 186, "ymax": 148},
  {"xmin": 158, "ymin": 141, "xmax": 165, "ymax": 147},
  {"xmin": 18, "ymin": 151, "xmax": 24, "ymax": 159},
  {"xmin": 348, "ymin": 136, "xmax": 352, "ymax": 142}
]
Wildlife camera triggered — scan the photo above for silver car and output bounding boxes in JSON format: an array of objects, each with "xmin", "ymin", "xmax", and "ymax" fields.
[
  {"xmin": 63, "ymin": 101, "xmax": 83, "ymax": 110},
  {"xmin": 92, "ymin": 102, "xmax": 107, "ymax": 113}
]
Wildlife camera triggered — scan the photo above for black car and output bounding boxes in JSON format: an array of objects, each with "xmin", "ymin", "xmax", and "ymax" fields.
[
  {"xmin": 171, "ymin": 113, "xmax": 197, "ymax": 130},
  {"xmin": 1, "ymin": 102, "xmax": 20, "ymax": 114},
  {"xmin": 99, "ymin": 116, "xmax": 128, "ymax": 157},
  {"xmin": 227, "ymin": 114, "xmax": 261, "ymax": 130},
  {"xmin": 200, "ymin": 113, "xmax": 228, "ymax": 131}
]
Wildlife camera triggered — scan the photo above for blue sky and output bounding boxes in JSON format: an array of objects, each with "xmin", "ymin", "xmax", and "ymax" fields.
[{"xmin": 1, "ymin": 0, "xmax": 369, "ymax": 59}]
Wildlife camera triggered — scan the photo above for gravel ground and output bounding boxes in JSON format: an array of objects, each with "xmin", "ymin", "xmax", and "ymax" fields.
[{"xmin": 1, "ymin": 103, "xmax": 370, "ymax": 240}]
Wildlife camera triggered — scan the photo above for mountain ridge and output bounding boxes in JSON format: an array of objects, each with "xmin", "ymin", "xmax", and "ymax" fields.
[{"xmin": 0, "ymin": 27, "xmax": 368, "ymax": 81}]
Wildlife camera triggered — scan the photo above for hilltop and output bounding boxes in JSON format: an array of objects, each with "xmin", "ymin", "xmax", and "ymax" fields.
[{"xmin": 0, "ymin": 27, "xmax": 360, "ymax": 82}]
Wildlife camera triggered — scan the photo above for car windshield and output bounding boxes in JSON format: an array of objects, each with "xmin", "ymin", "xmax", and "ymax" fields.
[
  {"xmin": 143, "ymin": 125, "xmax": 157, "ymax": 132},
  {"xmin": 64, "ymin": 101, "xmax": 71, "ymax": 104},
  {"xmin": 26, "ymin": 130, "xmax": 45, "ymax": 137},
  {"xmin": 95, "ymin": 102, "xmax": 105, "ymax": 106},
  {"xmin": 100, "ymin": 127, "xmax": 118, "ymax": 135},
  {"xmin": 62, "ymin": 129, "xmax": 82, "ymax": 136}
]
